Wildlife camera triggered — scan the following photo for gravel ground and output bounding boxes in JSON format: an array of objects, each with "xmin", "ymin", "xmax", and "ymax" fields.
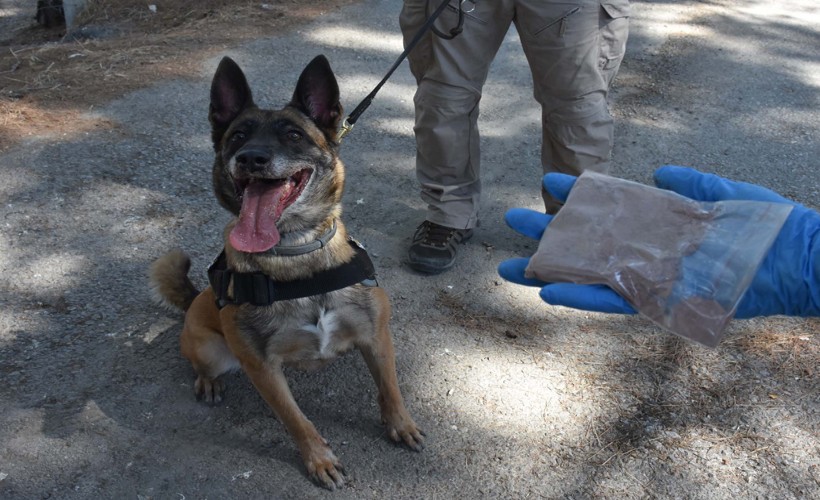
[{"xmin": 0, "ymin": 1, "xmax": 818, "ymax": 498}]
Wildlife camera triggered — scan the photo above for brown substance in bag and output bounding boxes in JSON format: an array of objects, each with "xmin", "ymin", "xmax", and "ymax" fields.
[{"xmin": 525, "ymin": 172, "xmax": 723, "ymax": 345}]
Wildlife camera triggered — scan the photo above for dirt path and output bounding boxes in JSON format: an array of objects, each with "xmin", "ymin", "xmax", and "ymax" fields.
[
  {"xmin": 0, "ymin": 0, "xmax": 357, "ymax": 150},
  {"xmin": 0, "ymin": 1, "xmax": 818, "ymax": 498}
]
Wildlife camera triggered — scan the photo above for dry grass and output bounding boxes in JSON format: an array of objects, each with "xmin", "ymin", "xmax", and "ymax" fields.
[
  {"xmin": 0, "ymin": 0, "xmax": 357, "ymax": 150},
  {"xmin": 729, "ymin": 319, "xmax": 818, "ymax": 377},
  {"xmin": 435, "ymin": 288, "xmax": 552, "ymax": 341}
]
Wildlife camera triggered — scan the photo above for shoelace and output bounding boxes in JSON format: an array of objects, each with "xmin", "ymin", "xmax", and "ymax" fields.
[{"xmin": 419, "ymin": 222, "xmax": 459, "ymax": 248}]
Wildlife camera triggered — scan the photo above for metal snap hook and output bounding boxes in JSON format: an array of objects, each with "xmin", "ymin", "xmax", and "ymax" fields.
[{"xmin": 461, "ymin": 0, "xmax": 476, "ymax": 14}]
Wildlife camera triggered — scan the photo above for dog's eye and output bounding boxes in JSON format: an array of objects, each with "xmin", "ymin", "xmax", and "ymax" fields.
[
  {"xmin": 231, "ymin": 131, "xmax": 246, "ymax": 142},
  {"xmin": 286, "ymin": 131, "xmax": 303, "ymax": 142}
]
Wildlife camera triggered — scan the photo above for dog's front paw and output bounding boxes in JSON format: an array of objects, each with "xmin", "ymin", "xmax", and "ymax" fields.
[
  {"xmin": 193, "ymin": 375, "xmax": 224, "ymax": 404},
  {"xmin": 302, "ymin": 439, "xmax": 346, "ymax": 491},
  {"xmin": 384, "ymin": 411, "xmax": 425, "ymax": 452}
]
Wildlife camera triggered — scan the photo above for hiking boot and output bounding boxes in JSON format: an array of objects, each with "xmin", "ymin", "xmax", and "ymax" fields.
[{"xmin": 408, "ymin": 221, "xmax": 473, "ymax": 274}]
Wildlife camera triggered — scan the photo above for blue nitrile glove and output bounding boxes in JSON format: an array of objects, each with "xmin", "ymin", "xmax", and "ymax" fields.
[
  {"xmin": 499, "ymin": 166, "xmax": 820, "ymax": 318},
  {"xmin": 653, "ymin": 166, "xmax": 819, "ymax": 318}
]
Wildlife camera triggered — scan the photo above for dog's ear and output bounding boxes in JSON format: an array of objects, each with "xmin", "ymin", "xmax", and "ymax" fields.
[
  {"xmin": 209, "ymin": 57, "xmax": 254, "ymax": 146},
  {"xmin": 290, "ymin": 55, "xmax": 343, "ymax": 137}
]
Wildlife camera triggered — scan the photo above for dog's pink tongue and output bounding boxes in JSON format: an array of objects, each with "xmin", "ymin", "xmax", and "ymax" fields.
[{"xmin": 229, "ymin": 181, "xmax": 286, "ymax": 253}]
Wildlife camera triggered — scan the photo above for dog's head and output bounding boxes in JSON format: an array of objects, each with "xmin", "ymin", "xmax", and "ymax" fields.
[{"xmin": 209, "ymin": 55, "xmax": 345, "ymax": 253}]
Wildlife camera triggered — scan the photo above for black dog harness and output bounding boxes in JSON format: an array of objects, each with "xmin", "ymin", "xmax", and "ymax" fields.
[{"xmin": 207, "ymin": 225, "xmax": 378, "ymax": 308}]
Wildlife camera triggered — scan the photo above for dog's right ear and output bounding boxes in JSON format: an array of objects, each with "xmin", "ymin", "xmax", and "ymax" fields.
[{"xmin": 209, "ymin": 57, "xmax": 254, "ymax": 146}]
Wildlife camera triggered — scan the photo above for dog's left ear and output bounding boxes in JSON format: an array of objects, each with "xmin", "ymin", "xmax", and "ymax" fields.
[{"xmin": 290, "ymin": 55, "xmax": 343, "ymax": 138}]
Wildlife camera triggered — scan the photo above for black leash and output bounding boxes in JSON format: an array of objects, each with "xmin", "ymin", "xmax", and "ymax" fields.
[{"xmin": 336, "ymin": 0, "xmax": 471, "ymax": 142}]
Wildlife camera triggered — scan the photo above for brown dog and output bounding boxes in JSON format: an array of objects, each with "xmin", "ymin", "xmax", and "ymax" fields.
[{"xmin": 150, "ymin": 55, "xmax": 423, "ymax": 490}]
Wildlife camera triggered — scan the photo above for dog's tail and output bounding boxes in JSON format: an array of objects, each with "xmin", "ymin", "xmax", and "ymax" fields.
[{"xmin": 149, "ymin": 249, "xmax": 200, "ymax": 311}]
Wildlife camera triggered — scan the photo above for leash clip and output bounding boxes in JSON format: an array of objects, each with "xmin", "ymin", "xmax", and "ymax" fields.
[{"xmin": 336, "ymin": 117, "xmax": 354, "ymax": 143}]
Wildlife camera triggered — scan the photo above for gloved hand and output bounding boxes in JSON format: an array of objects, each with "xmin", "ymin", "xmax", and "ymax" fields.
[{"xmin": 498, "ymin": 166, "xmax": 820, "ymax": 318}]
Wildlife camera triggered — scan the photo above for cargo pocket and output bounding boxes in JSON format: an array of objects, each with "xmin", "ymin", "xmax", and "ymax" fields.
[
  {"xmin": 524, "ymin": 2, "xmax": 588, "ymax": 41},
  {"xmin": 599, "ymin": 0, "xmax": 630, "ymax": 83},
  {"xmin": 601, "ymin": 0, "xmax": 630, "ymax": 20}
]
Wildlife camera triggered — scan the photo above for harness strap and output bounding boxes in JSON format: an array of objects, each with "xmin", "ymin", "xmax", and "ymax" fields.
[{"xmin": 208, "ymin": 239, "xmax": 378, "ymax": 308}]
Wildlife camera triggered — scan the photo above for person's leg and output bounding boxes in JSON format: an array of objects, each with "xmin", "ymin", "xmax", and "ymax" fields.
[
  {"xmin": 515, "ymin": 0, "xmax": 629, "ymax": 213},
  {"xmin": 401, "ymin": 0, "xmax": 513, "ymax": 273},
  {"xmin": 599, "ymin": 1, "xmax": 630, "ymax": 89},
  {"xmin": 413, "ymin": 81, "xmax": 481, "ymax": 229},
  {"xmin": 403, "ymin": 0, "xmax": 514, "ymax": 229},
  {"xmin": 399, "ymin": 0, "xmax": 436, "ymax": 84}
]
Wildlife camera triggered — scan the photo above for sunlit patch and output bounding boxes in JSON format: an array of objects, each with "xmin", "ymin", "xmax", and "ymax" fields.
[
  {"xmin": 18, "ymin": 254, "xmax": 89, "ymax": 292},
  {"xmin": 0, "ymin": 101, "xmax": 120, "ymax": 148},
  {"xmin": 0, "ymin": 310, "xmax": 48, "ymax": 343},
  {"xmin": 372, "ymin": 117, "xmax": 416, "ymax": 137},
  {"xmin": 306, "ymin": 26, "xmax": 402, "ymax": 53},
  {"xmin": 142, "ymin": 316, "xmax": 179, "ymax": 344}
]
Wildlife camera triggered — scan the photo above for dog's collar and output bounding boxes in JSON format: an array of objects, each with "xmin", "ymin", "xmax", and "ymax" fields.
[
  {"xmin": 262, "ymin": 221, "xmax": 337, "ymax": 256},
  {"xmin": 207, "ymin": 238, "xmax": 378, "ymax": 308}
]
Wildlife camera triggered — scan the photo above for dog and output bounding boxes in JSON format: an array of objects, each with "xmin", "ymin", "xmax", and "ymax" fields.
[{"xmin": 150, "ymin": 55, "xmax": 423, "ymax": 490}]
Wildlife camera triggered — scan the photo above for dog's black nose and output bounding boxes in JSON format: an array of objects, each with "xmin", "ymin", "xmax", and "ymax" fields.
[{"xmin": 235, "ymin": 148, "xmax": 271, "ymax": 172}]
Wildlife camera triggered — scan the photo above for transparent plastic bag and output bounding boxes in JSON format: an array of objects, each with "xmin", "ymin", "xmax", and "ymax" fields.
[{"xmin": 525, "ymin": 172, "xmax": 793, "ymax": 347}]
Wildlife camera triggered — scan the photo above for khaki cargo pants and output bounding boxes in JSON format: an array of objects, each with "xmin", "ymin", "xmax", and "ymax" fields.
[{"xmin": 400, "ymin": 0, "xmax": 630, "ymax": 224}]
